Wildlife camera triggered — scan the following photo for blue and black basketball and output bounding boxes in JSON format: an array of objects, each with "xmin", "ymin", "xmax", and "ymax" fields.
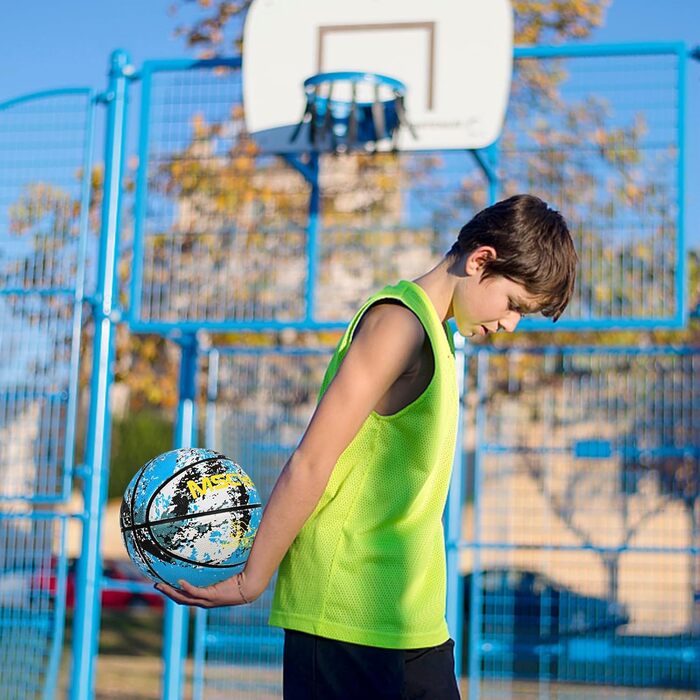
[{"xmin": 120, "ymin": 448, "xmax": 262, "ymax": 588}]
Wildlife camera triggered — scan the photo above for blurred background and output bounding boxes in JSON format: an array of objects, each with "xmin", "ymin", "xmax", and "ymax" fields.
[{"xmin": 1, "ymin": 1, "xmax": 699, "ymax": 698}]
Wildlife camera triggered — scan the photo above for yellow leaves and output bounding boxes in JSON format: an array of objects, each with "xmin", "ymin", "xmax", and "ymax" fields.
[
  {"xmin": 633, "ymin": 242, "xmax": 653, "ymax": 265},
  {"xmin": 8, "ymin": 183, "xmax": 78, "ymax": 238},
  {"xmin": 115, "ymin": 333, "xmax": 180, "ymax": 411},
  {"xmin": 622, "ymin": 182, "xmax": 643, "ymax": 206},
  {"xmin": 512, "ymin": 0, "xmax": 610, "ymax": 44},
  {"xmin": 517, "ymin": 21, "xmax": 543, "ymax": 45},
  {"xmin": 241, "ymin": 137, "xmax": 260, "ymax": 157},
  {"xmin": 591, "ymin": 127, "xmax": 606, "ymax": 148},
  {"xmin": 233, "ymin": 155, "xmax": 254, "ymax": 172},
  {"xmin": 139, "ymin": 337, "xmax": 160, "ymax": 362},
  {"xmin": 218, "ymin": 2, "xmax": 238, "ymax": 20},
  {"xmin": 191, "ymin": 112, "xmax": 209, "ymax": 139},
  {"xmin": 593, "ymin": 284, "xmax": 608, "ymax": 303}
]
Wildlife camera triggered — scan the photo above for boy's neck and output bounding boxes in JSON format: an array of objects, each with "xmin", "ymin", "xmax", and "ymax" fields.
[{"xmin": 412, "ymin": 257, "xmax": 458, "ymax": 324}]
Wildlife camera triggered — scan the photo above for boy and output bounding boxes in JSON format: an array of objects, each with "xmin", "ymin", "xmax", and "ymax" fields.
[{"xmin": 157, "ymin": 194, "xmax": 578, "ymax": 698}]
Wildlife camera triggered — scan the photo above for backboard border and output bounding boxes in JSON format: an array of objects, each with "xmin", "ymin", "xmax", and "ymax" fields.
[{"xmin": 317, "ymin": 22, "xmax": 436, "ymax": 109}]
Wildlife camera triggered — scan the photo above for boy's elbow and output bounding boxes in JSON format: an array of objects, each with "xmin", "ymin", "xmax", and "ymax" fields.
[{"xmin": 283, "ymin": 449, "xmax": 333, "ymax": 487}]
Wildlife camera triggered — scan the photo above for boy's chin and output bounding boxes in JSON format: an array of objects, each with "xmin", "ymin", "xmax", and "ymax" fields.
[
  {"xmin": 461, "ymin": 325, "xmax": 485, "ymax": 338},
  {"xmin": 460, "ymin": 328, "xmax": 477, "ymax": 338}
]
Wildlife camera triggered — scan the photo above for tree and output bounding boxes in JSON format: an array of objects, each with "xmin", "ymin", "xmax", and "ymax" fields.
[
  {"xmin": 4, "ymin": 169, "xmax": 181, "ymax": 486},
  {"xmin": 160, "ymin": 1, "xmax": 621, "ymax": 333},
  {"xmin": 169, "ymin": 1, "xmax": 610, "ymax": 57}
]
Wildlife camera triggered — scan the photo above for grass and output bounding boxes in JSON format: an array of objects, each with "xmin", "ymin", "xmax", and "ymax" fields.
[
  {"xmin": 59, "ymin": 609, "xmax": 192, "ymax": 699},
  {"xmin": 63, "ymin": 608, "xmax": 174, "ymax": 657}
]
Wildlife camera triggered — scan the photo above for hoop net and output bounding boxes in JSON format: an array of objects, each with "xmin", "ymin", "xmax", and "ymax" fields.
[{"xmin": 290, "ymin": 71, "xmax": 416, "ymax": 153}]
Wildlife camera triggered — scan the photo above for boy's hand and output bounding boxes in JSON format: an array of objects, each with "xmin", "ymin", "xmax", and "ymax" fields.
[{"xmin": 154, "ymin": 570, "xmax": 259, "ymax": 608}]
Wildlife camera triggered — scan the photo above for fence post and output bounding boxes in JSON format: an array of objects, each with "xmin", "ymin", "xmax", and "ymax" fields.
[
  {"xmin": 445, "ymin": 333, "xmax": 468, "ymax": 678},
  {"xmin": 162, "ymin": 332, "xmax": 200, "ymax": 699},
  {"xmin": 281, "ymin": 153, "xmax": 320, "ymax": 323},
  {"xmin": 70, "ymin": 49, "xmax": 131, "ymax": 700},
  {"xmin": 467, "ymin": 351, "xmax": 490, "ymax": 700}
]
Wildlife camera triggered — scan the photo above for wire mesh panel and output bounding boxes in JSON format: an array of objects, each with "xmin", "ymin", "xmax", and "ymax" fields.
[
  {"xmin": 314, "ymin": 151, "xmax": 488, "ymax": 323},
  {"xmin": 505, "ymin": 46, "xmax": 685, "ymax": 330},
  {"xmin": 130, "ymin": 59, "xmax": 312, "ymax": 330},
  {"xmin": 193, "ymin": 345, "xmax": 332, "ymax": 699},
  {"xmin": 0, "ymin": 89, "xmax": 93, "ymax": 502},
  {"xmin": 0, "ymin": 88, "xmax": 94, "ymax": 697},
  {"xmin": 0, "ymin": 516, "xmax": 68, "ymax": 700},
  {"xmin": 463, "ymin": 346, "xmax": 700, "ymax": 699},
  {"xmin": 131, "ymin": 47, "xmax": 689, "ymax": 333},
  {"xmin": 129, "ymin": 57, "xmax": 492, "ymax": 332}
]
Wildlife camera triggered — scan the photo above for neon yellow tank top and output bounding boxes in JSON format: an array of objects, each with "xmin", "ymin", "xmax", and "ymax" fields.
[{"xmin": 269, "ymin": 280, "xmax": 458, "ymax": 648}]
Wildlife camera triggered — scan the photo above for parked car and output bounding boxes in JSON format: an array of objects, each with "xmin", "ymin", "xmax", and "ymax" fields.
[
  {"xmin": 462, "ymin": 568, "xmax": 630, "ymax": 677},
  {"xmin": 0, "ymin": 557, "xmax": 163, "ymax": 610},
  {"xmin": 101, "ymin": 558, "xmax": 164, "ymax": 610}
]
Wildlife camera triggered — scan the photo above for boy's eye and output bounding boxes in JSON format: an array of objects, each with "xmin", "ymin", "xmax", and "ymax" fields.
[{"xmin": 509, "ymin": 303, "xmax": 530, "ymax": 317}]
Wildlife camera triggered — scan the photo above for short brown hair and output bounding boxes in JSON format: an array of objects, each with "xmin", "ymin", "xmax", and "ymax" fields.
[{"xmin": 448, "ymin": 194, "xmax": 577, "ymax": 322}]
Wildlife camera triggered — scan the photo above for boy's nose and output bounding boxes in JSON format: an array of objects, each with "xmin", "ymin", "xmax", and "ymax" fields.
[{"xmin": 499, "ymin": 312, "xmax": 521, "ymax": 333}]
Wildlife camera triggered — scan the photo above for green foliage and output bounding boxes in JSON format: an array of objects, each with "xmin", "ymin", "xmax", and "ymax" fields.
[{"xmin": 108, "ymin": 410, "xmax": 174, "ymax": 500}]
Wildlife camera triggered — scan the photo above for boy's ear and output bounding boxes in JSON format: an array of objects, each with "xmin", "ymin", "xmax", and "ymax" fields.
[{"xmin": 465, "ymin": 246, "xmax": 497, "ymax": 276}]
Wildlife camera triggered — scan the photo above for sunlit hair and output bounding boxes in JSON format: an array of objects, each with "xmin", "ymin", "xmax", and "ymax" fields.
[{"xmin": 447, "ymin": 194, "xmax": 578, "ymax": 322}]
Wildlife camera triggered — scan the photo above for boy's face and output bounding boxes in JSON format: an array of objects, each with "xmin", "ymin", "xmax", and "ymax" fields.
[{"xmin": 453, "ymin": 247, "xmax": 541, "ymax": 338}]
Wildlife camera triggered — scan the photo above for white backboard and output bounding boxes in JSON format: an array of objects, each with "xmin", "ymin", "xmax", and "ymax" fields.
[{"xmin": 243, "ymin": 0, "xmax": 513, "ymax": 153}]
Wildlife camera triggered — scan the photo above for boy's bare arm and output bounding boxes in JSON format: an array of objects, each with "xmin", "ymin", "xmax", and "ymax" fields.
[{"xmin": 156, "ymin": 303, "xmax": 425, "ymax": 607}]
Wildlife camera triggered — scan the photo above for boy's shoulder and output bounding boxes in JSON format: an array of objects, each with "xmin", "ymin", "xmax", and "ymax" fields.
[{"xmin": 353, "ymin": 300, "xmax": 426, "ymax": 363}]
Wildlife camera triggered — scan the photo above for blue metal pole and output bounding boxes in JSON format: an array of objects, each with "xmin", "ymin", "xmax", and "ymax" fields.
[
  {"xmin": 70, "ymin": 49, "xmax": 131, "ymax": 700},
  {"xmin": 63, "ymin": 90, "xmax": 97, "ymax": 503},
  {"xmin": 675, "ymin": 46, "xmax": 688, "ymax": 326},
  {"xmin": 468, "ymin": 351, "xmax": 489, "ymax": 700},
  {"xmin": 455, "ymin": 143, "xmax": 499, "ymax": 696},
  {"xmin": 190, "ymin": 349, "xmax": 220, "ymax": 700},
  {"xmin": 192, "ymin": 610, "xmax": 208, "ymax": 700},
  {"xmin": 44, "ymin": 519, "xmax": 70, "ymax": 700},
  {"xmin": 281, "ymin": 153, "xmax": 320, "ymax": 323},
  {"xmin": 162, "ymin": 332, "xmax": 200, "ymax": 699},
  {"xmin": 306, "ymin": 153, "xmax": 321, "ymax": 322},
  {"xmin": 445, "ymin": 333, "xmax": 467, "ymax": 678},
  {"xmin": 689, "ymin": 49, "xmax": 700, "ymax": 321},
  {"xmin": 514, "ymin": 41, "xmax": 687, "ymax": 59},
  {"xmin": 471, "ymin": 143, "xmax": 500, "ymax": 206}
]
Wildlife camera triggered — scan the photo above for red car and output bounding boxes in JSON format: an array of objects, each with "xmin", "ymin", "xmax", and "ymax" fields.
[{"xmin": 30, "ymin": 557, "xmax": 163, "ymax": 610}]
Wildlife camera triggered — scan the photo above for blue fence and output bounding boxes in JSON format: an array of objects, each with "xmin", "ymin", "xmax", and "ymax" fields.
[
  {"xmin": 191, "ymin": 344, "xmax": 700, "ymax": 700},
  {"xmin": 126, "ymin": 45, "xmax": 690, "ymax": 338},
  {"xmin": 193, "ymin": 346, "xmax": 332, "ymax": 698},
  {"xmin": 462, "ymin": 346, "xmax": 700, "ymax": 698},
  {"xmin": 0, "ymin": 41, "xmax": 697, "ymax": 699},
  {"xmin": 508, "ymin": 44, "xmax": 688, "ymax": 330},
  {"xmin": 0, "ymin": 85, "xmax": 95, "ymax": 699}
]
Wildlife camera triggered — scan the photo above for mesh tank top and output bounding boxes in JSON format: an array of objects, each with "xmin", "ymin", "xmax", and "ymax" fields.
[{"xmin": 269, "ymin": 280, "xmax": 458, "ymax": 648}]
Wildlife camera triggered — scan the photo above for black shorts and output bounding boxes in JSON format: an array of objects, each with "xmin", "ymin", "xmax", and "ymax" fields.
[{"xmin": 283, "ymin": 629, "xmax": 461, "ymax": 700}]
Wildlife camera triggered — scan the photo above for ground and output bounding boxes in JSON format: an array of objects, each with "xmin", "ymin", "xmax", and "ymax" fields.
[{"xmin": 55, "ymin": 610, "xmax": 698, "ymax": 699}]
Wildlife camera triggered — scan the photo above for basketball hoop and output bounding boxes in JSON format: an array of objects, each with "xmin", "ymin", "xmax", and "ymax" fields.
[{"xmin": 290, "ymin": 71, "xmax": 416, "ymax": 153}]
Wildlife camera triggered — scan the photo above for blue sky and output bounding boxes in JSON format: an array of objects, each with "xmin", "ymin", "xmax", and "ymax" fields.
[
  {"xmin": 1, "ymin": 0, "xmax": 699, "ymax": 244},
  {"xmin": 1, "ymin": 1, "xmax": 698, "ymax": 99}
]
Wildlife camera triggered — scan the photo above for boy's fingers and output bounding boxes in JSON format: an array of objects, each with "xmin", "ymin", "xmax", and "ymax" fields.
[
  {"xmin": 177, "ymin": 579, "xmax": 213, "ymax": 599},
  {"xmin": 155, "ymin": 581, "xmax": 212, "ymax": 608}
]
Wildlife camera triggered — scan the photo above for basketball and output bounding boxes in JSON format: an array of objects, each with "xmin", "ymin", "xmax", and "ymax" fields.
[{"xmin": 120, "ymin": 448, "xmax": 262, "ymax": 588}]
